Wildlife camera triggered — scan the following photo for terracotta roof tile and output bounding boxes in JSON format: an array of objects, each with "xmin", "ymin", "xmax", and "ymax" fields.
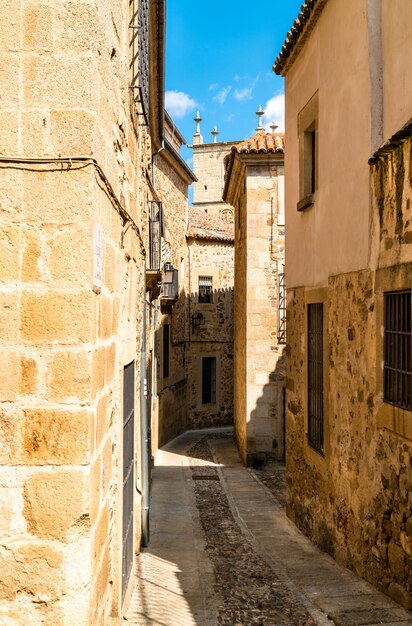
[
  {"xmin": 274, "ymin": 0, "xmax": 328, "ymax": 75},
  {"xmin": 233, "ymin": 131, "xmax": 285, "ymax": 155},
  {"xmin": 187, "ymin": 207, "xmax": 234, "ymax": 242}
]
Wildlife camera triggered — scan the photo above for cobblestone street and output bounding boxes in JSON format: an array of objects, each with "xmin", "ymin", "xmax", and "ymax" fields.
[{"xmin": 125, "ymin": 430, "xmax": 412, "ymax": 626}]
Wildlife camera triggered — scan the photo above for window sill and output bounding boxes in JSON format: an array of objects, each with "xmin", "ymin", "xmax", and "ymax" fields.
[
  {"xmin": 297, "ymin": 194, "xmax": 315, "ymax": 212},
  {"xmin": 377, "ymin": 401, "xmax": 412, "ymax": 441}
]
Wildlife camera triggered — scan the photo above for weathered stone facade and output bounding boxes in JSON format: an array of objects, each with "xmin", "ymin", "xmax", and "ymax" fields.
[
  {"xmin": 186, "ymin": 232, "xmax": 234, "ymax": 429},
  {"xmin": 276, "ymin": 0, "xmax": 412, "ymax": 609},
  {"xmin": 0, "ymin": 0, "xmax": 165, "ymax": 623},
  {"xmin": 192, "ymin": 119, "xmax": 240, "ymax": 222},
  {"xmin": 223, "ymin": 132, "xmax": 286, "ymax": 465},
  {"xmin": 153, "ymin": 114, "xmax": 195, "ymax": 449}
]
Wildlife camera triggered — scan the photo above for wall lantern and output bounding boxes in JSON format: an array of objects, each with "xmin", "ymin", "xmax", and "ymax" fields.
[{"xmin": 191, "ymin": 311, "xmax": 205, "ymax": 334}]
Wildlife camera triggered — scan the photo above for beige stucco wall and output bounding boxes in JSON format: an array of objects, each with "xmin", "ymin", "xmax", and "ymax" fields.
[
  {"xmin": 382, "ymin": 0, "xmax": 412, "ymax": 140},
  {"xmin": 284, "ymin": 0, "xmax": 372, "ymax": 289},
  {"xmin": 0, "ymin": 1, "xmax": 152, "ymax": 623}
]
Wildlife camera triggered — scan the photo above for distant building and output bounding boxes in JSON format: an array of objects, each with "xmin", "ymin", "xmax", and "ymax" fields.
[
  {"xmin": 275, "ymin": 0, "xmax": 412, "ymax": 609},
  {"xmin": 223, "ymin": 118, "xmax": 286, "ymax": 465},
  {"xmin": 186, "ymin": 206, "xmax": 234, "ymax": 429}
]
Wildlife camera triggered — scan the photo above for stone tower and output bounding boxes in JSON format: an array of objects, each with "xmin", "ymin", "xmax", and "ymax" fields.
[{"xmin": 191, "ymin": 113, "xmax": 241, "ymax": 223}]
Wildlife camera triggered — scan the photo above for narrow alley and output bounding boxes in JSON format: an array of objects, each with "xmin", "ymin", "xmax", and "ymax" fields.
[{"xmin": 125, "ymin": 429, "xmax": 412, "ymax": 626}]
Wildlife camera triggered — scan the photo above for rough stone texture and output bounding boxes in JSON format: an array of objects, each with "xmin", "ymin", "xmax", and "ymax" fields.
[
  {"xmin": 186, "ymin": 238, "xmax": 234, "ymax": 430},
  {"xmin": 0, "ymin": 0, "xmax": 156, "ymax": 622},
  {"xmin": 155, "ymin": 138, "xmax": 191, "ymax": 450},
  {"xmin": 192, "ymin": 138, "xmax": 240, "ymax": 222},
  {"xmin": 23, "ymin": 470, "xmax": 88, "ymax": 540},
  {"xmin": 227, "ymin": 156, "xmax": 286, "ymax": 464},
  {"xmin": 285, "ymin": 135, "xmax": 412, "ymax": 610}
]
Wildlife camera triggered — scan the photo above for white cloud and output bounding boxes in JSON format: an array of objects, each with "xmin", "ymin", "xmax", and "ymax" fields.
[
  {"xmin": 208, "ymin": 82, "xmax": 219, "ymax": 92},
  {"xmin": 263, "ymin": 92, "xmax": 285, "ymax": 132},
  {"xmin": 165, "ymin": 90, "xmax": 196, "ymax": 119},
  {"xmin": 234, "ymin": 87, "xmax": 253, "ymax": 101},
  {"xmin": 213, "ymin": 86, "xmax": 232, "ymax": 105}
]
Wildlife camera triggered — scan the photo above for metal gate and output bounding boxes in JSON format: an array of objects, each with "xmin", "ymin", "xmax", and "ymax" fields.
[{"xmin": 122, "ymin": 361, "xmax": 135, "ymax": 602}]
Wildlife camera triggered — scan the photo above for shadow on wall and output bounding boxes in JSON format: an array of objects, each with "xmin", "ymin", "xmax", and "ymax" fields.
[
  {"xmin": 246, "ymin": 347, "xmax": 287, "ymax": 466},
  {"xmin": 156, "ymin": 286, "xmax": 234, "ymax": 448}
]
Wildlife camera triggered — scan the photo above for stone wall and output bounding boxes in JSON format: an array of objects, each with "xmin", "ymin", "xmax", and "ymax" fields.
[
  {"xmin": 154, "ymin": 151, "xmax": 190, "ymax": 449},
  {"xmin": 187, "ymin": 238, "xmax": 234, "ymax": 430},
  {"xmin": 232, "ymin": 160, "xmax": 285, "ymax": 464},
  {"xmin": 0, "ymin": 1, "xmax": 153, "ymax": 623},
  {"xmin": 285, "ymin": 133, "xmax": 412, "ymax": 609},
  {"xmin": 192, "ymin": 141, "xmax": 239, "ymax": 222}
]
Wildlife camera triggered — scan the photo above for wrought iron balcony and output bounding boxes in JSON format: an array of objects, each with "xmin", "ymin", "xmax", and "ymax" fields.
[
  {"xmin": 160, "ymin": 263, "xmax": 178, "ymax": 313},
  {"xmin": 146, "ymin": 201, "xmax": 163, "ymax": 294}
]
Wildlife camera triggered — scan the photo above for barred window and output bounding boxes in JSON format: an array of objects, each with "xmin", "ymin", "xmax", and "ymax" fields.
[
  {"xmin": 129, "ymin": 0, "xmax": 149, "ymax": 123},
  {"xmin": 202, "ymin": 357, "xmax": 216, "ymax": 404},
  {"xmin": 384, "ymin": 291, "xmax": 412, "ymax": 410},
  {"xmin": 198, "ymin": 276, "xmax": 213, "ymax": 304},
  {"xmin": 308, "ymin": 303, "xmax": 324, "ymax": 454}
]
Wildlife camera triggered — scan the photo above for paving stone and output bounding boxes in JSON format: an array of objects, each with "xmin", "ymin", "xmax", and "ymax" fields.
[{"xmin": 125, "ymin": 429, "xmax": 412, "ymax": 626}]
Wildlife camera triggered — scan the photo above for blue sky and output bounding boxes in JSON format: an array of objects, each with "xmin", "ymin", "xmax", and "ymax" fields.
[{"xmin": 165, "ymin": 0, "xmax": 303, "ymax": 158}]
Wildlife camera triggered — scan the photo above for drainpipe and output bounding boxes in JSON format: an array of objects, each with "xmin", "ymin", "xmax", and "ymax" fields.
[
  {"xmin": 141, "ymin": 140, "xmax": 164, "ymax": 547},
  {"xmin": 140, "ymin": 265, "xmax": 150, "ymax": 547}
]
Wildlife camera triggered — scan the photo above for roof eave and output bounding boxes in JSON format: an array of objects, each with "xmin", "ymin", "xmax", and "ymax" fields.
[{"xmin": 273, "ymin": 0, "xmax": 328, "ymax": 76}]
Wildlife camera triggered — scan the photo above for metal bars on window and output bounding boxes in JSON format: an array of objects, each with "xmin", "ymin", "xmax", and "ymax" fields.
[
  {"xmin": 278, "ymin": 266, "xmax": 286, "ymax": 344},
  {"xmin": 149, "ymin": 201, "xmax": 162, "ymax": 270},
  {"xmin": 384, "ymin": 290, "xmax": 412, "ymax": 410},
  {"xmin": 122, "ymin": 361, "xmax": 135, "ymax": 602},
  {"xmin": 198, "ymin": 276, "xmax": 213, "ymax": 304},
  {"xmin": 307, "ymin": 303, "xmax": 324, "ymax": 454},
  {"xmin": 202, "ymin": 357, "xmax": 216, "ymax": 404},
  {"xmin": 129, "ymin": 0, "xmax": 149, "ymax": 122}
]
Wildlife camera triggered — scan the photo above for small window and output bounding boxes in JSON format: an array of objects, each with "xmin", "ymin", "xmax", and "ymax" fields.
[
  {"xmin": 307, "ymin": 303, "xmax": 324, "ymax": 454},
  {"xmin": 303, "ymin": 124, "xmax": 316, "ymax": 197},
  {"xmin": 163, "ymin": 324, "xmax": 170, "ymax": 379},
  {"xmin": 384, "ymin": 290, "xmax": 412, "ymax": 410},
  {"xmin": 198, "ymin": 276, "xmax": 213, "ymax": 303},
  {"xmin": 202, "ymin": 357, "xmax": 216, "ymax": 404},
  {"xmin": 297, "ymin": 91, "xmax": 318, "ymax": 211}
]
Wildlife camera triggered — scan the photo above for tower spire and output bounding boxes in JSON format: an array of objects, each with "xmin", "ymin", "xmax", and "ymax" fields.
[
  {"xmin": 256, "ymin": 105, "xmax": 264, "ymax": 132},
  {"xmin": 193, "ymin": 111, "xmax": 203, "ymax": 145}
]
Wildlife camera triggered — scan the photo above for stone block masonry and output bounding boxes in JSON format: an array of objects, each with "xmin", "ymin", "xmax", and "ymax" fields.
[{"xmin": 0, "ymin": 0, "xmax": 154, "ymax": 623}]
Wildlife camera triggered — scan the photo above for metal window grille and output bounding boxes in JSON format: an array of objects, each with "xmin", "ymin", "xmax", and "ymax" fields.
[
  {"xmin": 278, "ymin": 267, "xmax": 286, "ymax": 344},
  {"xmin": 202, "ymin": 357, "xmax": 216, "ymax": 404},
  {"xmin": 198, "ymin": 276, "xmax": 213, "ymax": 303},
  {"xmin": 384, "ymin": 290, "xmax": 412, "ymax": 410},
  {"xmin": 122, "ymin": 361, "xmax": 135, "ymax": 602},
  {"xmin": 149, "ymin": 201, "xmax": 162, "ymax": 270},
  {"xmin": 163, "ymin": 324, "xmax": 170, "ymax": 379},
  {"xmin": 129, "ymin": 0, "xmax": 149, "ymax": 122},
  {"xmin": 308, "ymin": 303, "xmax": 324, "ymax": 454}
]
